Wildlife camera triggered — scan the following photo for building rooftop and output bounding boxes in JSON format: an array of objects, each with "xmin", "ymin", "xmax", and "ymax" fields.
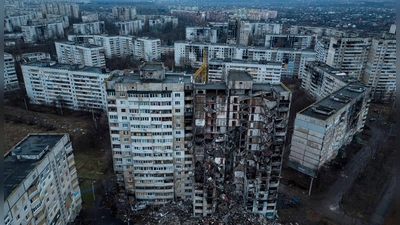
[
  {"xmin": 300, "ymin": 82, "xmax": 368, "ymax": 120},
  {"xmin": 210, "ymin": 58, "xmax": 281, "ymax": 66},
  {"xmin": 108, "ymin": 71, "xmax": 192, "ymax": 84},
  {"xmin": 307, "ymin": 61, "xmax": 357, "ymax": 83},
  {"xmin": 56, "ymin": 41, "xmax": 103, "ymax": 49},
  {"xmin": 24, "ymin": 60, "xmax": 109, "ymax": 74},
  {"xmin": 228, "ymin": 70, "xmax": 253, "ymax": 82},
  {"xmin": 4, "ymin": 134, "xmax": 65, "ymax": 200},
  {"xmin": 175, "ymin": 41, "xmax": 314, "ymax": 52},
  {"xmin": 141, "ymin": 62, "xmax": 164, "ymax": 71}
]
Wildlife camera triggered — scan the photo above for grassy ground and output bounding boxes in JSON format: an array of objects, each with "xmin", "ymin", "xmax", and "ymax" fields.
[
  {"xmin": 4, "ymin": 104, "xmax": 112, "ymax": 192},
  {"xmin": 81, "ymin": 192, "xmax": 96, "ymax": 208},
  {"xmin": 341, "ymin": 135, "xmax": 395, "ymax": 222}
]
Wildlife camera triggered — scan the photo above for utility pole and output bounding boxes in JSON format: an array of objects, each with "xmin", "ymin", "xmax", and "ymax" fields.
[
  {"xmin": 23, "ymin": 97, "xmax": 28, "ymax": 110},
  {"xmin": 92, "ymin": 181, "xmax": 96, "ymax": 201},
  {"xmin": 308, "ymin": 177, "xmax": 314, "ymax": 196},
  {"xmin": 92, "ymin": 108, "xmax": 97, "ymax": 129}
]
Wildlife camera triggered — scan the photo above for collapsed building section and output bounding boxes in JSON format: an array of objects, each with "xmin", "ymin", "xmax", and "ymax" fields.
[
  {"xmin": 105, "ymin": 63, "xmax": 291, "ymax": 221},
  {"xmin": 192, "ymin": 71, "xmax": 292, "ymax": 219}
]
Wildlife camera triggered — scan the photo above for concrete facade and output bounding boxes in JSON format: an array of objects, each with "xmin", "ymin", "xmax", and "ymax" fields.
[
  {"xmin": 4, "ymin": 52, "xmax": 19, "ymax": 92},
  {"xmin": 112, "ymin": 6, "xmax": 137, "ymax": 21},
  {"xmin": 326, "ymin": 37, "xmax": 371, "ymax": 79},
  {"xmin": 174, "ymin": 42, "xmax": 315, "ymax": 78},
  {"xmin": 289, "ymin": 83, "xmax": 370, "ymax": 177},
  {"xmin": 105, "ymin": 63, "xmax": 193, "ymax": 204},
  {"xmin": 134, "ymin": 37, "xmax": 161, "ymax": 62},
  {"xmin": 105, "ymin": 65, "xmax": 291, "ymax": 220},
  {"xmin": 56, "ymin": 41, "xmax": 106, "ymax": 67},
  {"xmin": 301, "ymin": 61, "xmax": 356, "ymax": 100},
  {"xmin": 208, "ymin": 58, "xmax": 282, "ymax": 84},
  {"xmin": 362, "ymin": 37, "xmax": 396, "ymax": 101},
  {"xmin": 21, "ymin": 23, "xmax": 65, "ymax": 43},
  {"xmin": 114, "ymin": 20, "xmax": 144, "ymax": 36},
  {"xmin": 22, "ymin": 61, "xmax": 111, "ymax": 111},
  {"xmin": 41, "ymin": 3, "xmax": 79, "ymax": 19},
  {"xmin": 68, "ymin": 35, "xmax": 135, "ymax": 58},
  {"xmin": 73, "ymin": 21, "xmax": 105, "ymax": 35},
  {"xmin": 4, "ymin": 133, "xmax": 82, "ymax": 225}
]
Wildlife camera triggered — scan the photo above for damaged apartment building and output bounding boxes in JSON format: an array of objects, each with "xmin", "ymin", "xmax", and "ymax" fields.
[
  {"xmin": 105, "ymin": 62, "xmax": 292, "ymax": 220},
  {"xmin": 288, "ymin": 83, "xmax": 370, "ymax": 178}
]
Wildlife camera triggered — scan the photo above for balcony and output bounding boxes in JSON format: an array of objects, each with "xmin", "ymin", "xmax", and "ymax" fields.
[
  {"xmin": 65, "ymin": 142, "xmax": 73, "ymax": 154},
  {"xmin": 27, "ymin": 184, "xmax": 39, "ymax": 199},
  {"xmin": 277, "ymin": 107, "xmax": 289, "ymax": 112}
]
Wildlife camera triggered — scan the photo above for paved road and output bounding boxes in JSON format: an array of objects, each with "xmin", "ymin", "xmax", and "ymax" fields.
[{"xmin": 279, "ymin": 120, "xmax": 389, "ymax": 225}]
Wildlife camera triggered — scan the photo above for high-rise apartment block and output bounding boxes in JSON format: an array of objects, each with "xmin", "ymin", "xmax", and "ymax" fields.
[
  {"xmin": 264, "ymin": 34, "xmax": 313, "ymax": 49},
  {"xmin": 314, "ymin": 37, "xmax": 330, "ymax": 63},
  {"xmin": 55, "ymin": 41, "xmax": 106, "ymax": 67},
  {"xmin": 113, "ymin": 20, "xmax": 144, "ymax": 36},
  {"xmin": 208, "ymin": 58, "xmax": 282, "ymax": 84},
  {"xmin": 186, "ymin": 27, "xmax": 218, "ymax": 43},
  {"xmin": 81, "ymin": 12, "xmax": 99, "ymax": 22},
  {"xmin": 4, "ymin": 134, "xmax": 82, "ymax": 225},
  {"xmin": 41, "ymin": 3, "xmax": 80, "ymax": 19},
  {"xmin": 112, "ymin": 6, "xmax": 137, "ymax": 21},
  {"xmin": 288, "ymin": 83, "xmax": 370, "ymax": 177},
  {"xmin": 326, "ymin": 37, "xmax": 371, "ymax": 79},
  {"xmin": 134, "ymin": 37, "xmax": 161, "ymax": 62},
  {"xmin": 68, "ymin": 35, "xmax": 134, "ymax": 59},
  {"xmin": 73, "ymin": 21, "xmax": 105, "ymax": 35},
  {"xmin": 174, "ymin": 42, "xmax": 315, "ymax": 78},
  {"xmin": 22, "ymin": 23, "xmax": 65, "ymax": 43},
  {"xmin": 22, "ymin": 61, "xmax": 111, "ymax": 111},
  {"xmin": 4, "ymin": 52, "xmax": 19, "ymax": 92},
  {"xmin": 362, "ymin": 37, "xmax": 396, "ymax": 101},
  {"xmin": 301, "ymin": 61, "xmax": 357, "ymax": 101},
  {"xmin": 105, "ymin": 63, "xmax": 291, "ymax": 219},
  {"xmin": 191, "ymin": 71, "xmax": 291, "ymax": 219},
  {"xmin": 105, "ymin": 63, "xmax": 193, "ymax": 203}
]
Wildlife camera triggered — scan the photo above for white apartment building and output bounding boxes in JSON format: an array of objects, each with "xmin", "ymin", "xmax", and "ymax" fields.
[
  {"xmin": 81, "ymin": 12, "xmax": 99, "ymax": 22},
  {"xmin": 208, "ymin": 58, "xmax": 282, "ymax": 84},
  {"xmin": 174, "ymin": 42, "xmax": 315, "ymax": 78},
  {"xmin": 314, "ymin": 37, "xmax": 330, "ymax": 63},
  {"xmin": 114, "ymin": 20, "xmax": 144, "ymax": 36},
  {"xmin": 289, "ymin": 83, "xmax": 370, "ymax": 177},
  {"xmin": 238, "ymin": 22, "xmax": 283, "ymax": 45},
  {"xmin": 22, "ymin": 61, "xmax": 111, "ymax": 111},
  {"xmin": 68, "ymin": 34, "xmax": 134, "ymax": 58},
  {"xmin": 4, "ymin": 52, "xmax": 19, "ymax": 92},
  {"xmin": 105, "ymin": 62, "xmax": 193, "ymax": 204},
  {"xmin": 186, "ymin": 27, "xmax": 218, "ymax": 43},
  {"xmin": 112, "ymin": 6, "xmax": 137, "ymax": 21},
  {"xmin": 41, "ymin": 3, "xmax": 80, "ymax": 18},
  {"xmin": 326, "ymin": 37, "xmax": 371, "ymax": 79},
  {"xmin": 4, "ymin": 13, "xmax": 43, "ymax": 32},
  {"xmin": 55, "ymin": 41, "xmax": 106, "ymax": 67},
  {"xmin": 22, "ymin": 23, "xmax": 65, "ymax": 43},
  {"xmin": 301, "ymin": 61, "xmax": 356, "ymax": 101},
  {"xmin": 148, "ymin": 16, "xmax": 178, "ymax": 32},
  {"xmin": 4, "ymin": 133, "xmax": 82, "ymax": 225},
  {"xmin": 264, "ymin": 34, "xmax": 313, "ymax": 49},
  {"xmin": 73, "ymin": 21, "xmax": 105, "ymax": 35},
  {"xmin": 389, "ymin": 24, "xmax": 396, "ymax": 34},
  {"xmin": 134, "ymin": 37, "xmax": 161, "ymax": 62},
  {"xmin": 362, "ymin": 37, "xmax": 396, "ymax": 101}
]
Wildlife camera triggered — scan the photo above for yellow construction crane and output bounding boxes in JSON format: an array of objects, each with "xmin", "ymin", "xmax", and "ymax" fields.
[{"xmin": 193, "ymin": 50, "xmax": 207, "ymax": 83}]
